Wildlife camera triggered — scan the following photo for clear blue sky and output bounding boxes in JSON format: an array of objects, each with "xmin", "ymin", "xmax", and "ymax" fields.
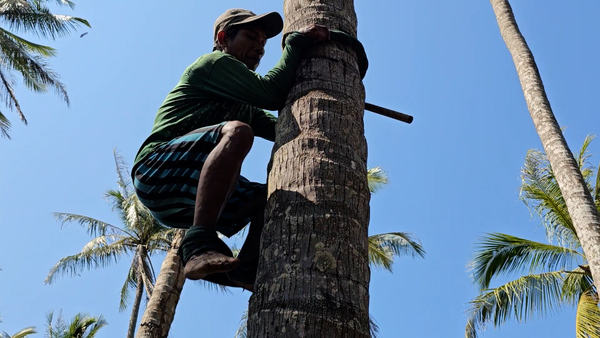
[{"xmin": 1, "ymin": 1, "xmax": 599, "ymax": 337}]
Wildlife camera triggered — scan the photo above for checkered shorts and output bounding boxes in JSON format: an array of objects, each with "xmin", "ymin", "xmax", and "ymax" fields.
[{"xmin": 132, "ymin": 123, "xmax": 266, "ymax": 237}]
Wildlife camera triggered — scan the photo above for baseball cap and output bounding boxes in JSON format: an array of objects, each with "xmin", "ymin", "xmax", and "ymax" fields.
[{"xmin": 213, "ymin": 9, "xmax": 283, "ymax": 50}]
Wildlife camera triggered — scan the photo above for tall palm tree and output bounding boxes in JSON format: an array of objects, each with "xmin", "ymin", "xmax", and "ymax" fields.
[
  {"xmin": 248, "ymin": 1, "xmax": 371, "ymax": 336},
  {"xmin": 490, "ymin": 0, "xmax": 600, "ymax": 293},
  {"xmin": 45, "ymin": 311, "xmax": 107, "ymax": 338},
  {"xmin": 45, "ymin": 151, "xmax": 176, "ymax": 338},
  {"xmin": 465, "ymin": 135, "xmax": 600, "ymax": 338},
  {"xmin": 0, "ymin": 0, "xmax": 90, "ymax": 139}
]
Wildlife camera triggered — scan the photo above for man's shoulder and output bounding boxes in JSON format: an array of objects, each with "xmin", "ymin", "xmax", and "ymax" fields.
[
  {"xmin": 183, "ymin": 51, "xmax": 232, "ymax": 79},
  {"xmin": 194, "ymin": 51, "xmax": 235, "ymax": 66}
]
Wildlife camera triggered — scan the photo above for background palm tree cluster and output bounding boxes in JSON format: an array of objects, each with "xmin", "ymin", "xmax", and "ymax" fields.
[{"xmin": 1, "ymin": 312, "xmax": 106, "ymax": 338}]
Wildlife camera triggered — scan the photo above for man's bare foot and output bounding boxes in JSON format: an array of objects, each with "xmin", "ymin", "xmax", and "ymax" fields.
[{"xmin": 184, "ymin": 251, "xmax": 240, "ymax": 280}]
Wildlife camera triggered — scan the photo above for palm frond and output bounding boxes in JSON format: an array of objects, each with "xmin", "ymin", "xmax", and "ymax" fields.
[
  {"xmin": 234, "ymin": 309, "xmax": 248, "ymax": 338},
  {"xmin": 0, "ymin": 110, "xmax": 11, "ymax": 138},
  {"xmin": 133, "ymin": 203, "xmax": 174, "ymax": 250},
  {"xmin": 469, "ymin": 233, "xmax": 582, "ymax": 290},
  {"xmin": 119, "ymin": 264, "xmax": 137, "ymax": 311},
  {"xmin": 562, "ymin": 266, "xmax": 595, "ymax": 305},
  {"xmin": 0, "ymin": 1, "xmax": 90, "ymax": 39},
  {"xmin": 367, "ymin": 167, "xmax": 388, "ymax": 194},
  {"xmin": 104, "ymin": 188, "xmax": 128, "ymax": 225},
  {"xmin": 194, "ymin": 279, "xmax": 230, "ymax": 293},
  {"xmin": 0, "ymin": 65, "xmax": 25, "ymax": 125},
  {"xmin": 53, "ymin": 212, "xmax": 132, "ymax": 238},
  {"xmin": 367, "ymin": 240, "xmax": 394, "ymax": 271},
  {"xmin": 0, "ymin": 27, "xmax": 57, "ymax": 56},
  {"xmin": 80, "ymin": 233, "xmax": 127, "ymax": 252},
  {"xmin": 67, "ymin": 313, "xmax": 101, "ymax": 337},
  {"xmin": 465, "ymin": 271, "xmax": 566, "ymax": 338},
  {"xmin": 112, "ymin": 149, "xmax": 131, "ymax": 197},
  {"xmin": 520, "ymin": 149, "xmax": 580, "ymax": 248},
  {"xmin": 578, "ymin": 136, "xmax": 596, "ymax": 191},
  {"xmin": 45, "ymin": 236, "xmax": 130, "ymax": 284},
  {"xmin": 368, "ymin": 232, "xmax": 425, "ymax": 271},
  {"xmin": 1, "ymin": 327, "xmax": 36, "ymax": 338},
  {"xmin": 147, "ymin": 228, "xmax": 177, "ymax": 253},
  {"xmin": 369, "ymin": 315, "xmax": 380, "ymax": 338},
  {"xmin": 0, "ymin": 29, "xmax": 68, "ymax": 101},
  {"xmin": 46, "ymin": 0, "xmax": 77, "ymax": 9},
  {"xmin": 45, "ymin": 311, "xmax": 63, "ymax": 337},
  {"xmin": 572, "ymin": 134, "xmax": 600, "ymax": 219},
  {"xmin": 84, "ymin": 314, "xmax": 107, "ymax": 337},
  {"xmin": 45, "ymin": 310, "xmax": 107, "ymax": 338},
  {"xmin": 125, "ymin": 194, "xmax": 145, "ymax": 236},
  {"xmin": 575, "ymin": 290, "xmax": 600, "ymax": 338},
  {"xmin": 576, "ymin": 135, "xmax": 594, "ymax": 177}
]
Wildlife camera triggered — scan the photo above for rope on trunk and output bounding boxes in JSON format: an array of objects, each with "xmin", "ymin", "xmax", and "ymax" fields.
[{"xmin": 329, "ymin": 30, "xmax": 369, "ymax": 79}]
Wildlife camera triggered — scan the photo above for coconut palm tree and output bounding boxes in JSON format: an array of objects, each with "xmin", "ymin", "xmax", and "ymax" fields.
[
  {"xmin": 465, "ymin": 135, "xmax": 600, "ymax": 338},
  {"xmin": 0, "ymin": 0, "xmax": 90, "ymax": 139},
  {"xmin": 490, "ymin": 0, "xmax": 600, "ymax": 293},
  {"xmin": 45, "ymin": 151, "xmax": 176, "ymax": 338},
  {"xmin": 248, "ymin": 1, "xmax": 371, "ymax": 336},
  {"xmin": 45, "ymin": 311, "xmax": 107, "ymax": 338}
]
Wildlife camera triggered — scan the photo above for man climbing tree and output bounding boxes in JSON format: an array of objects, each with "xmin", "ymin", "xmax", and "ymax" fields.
[
  {"xmin": 248, "ymin": 0, "xmax": 372, "ymax": 337},
  {"xmin": 131, "ymin": 8, "xmax": 328, "ymax": 296}
]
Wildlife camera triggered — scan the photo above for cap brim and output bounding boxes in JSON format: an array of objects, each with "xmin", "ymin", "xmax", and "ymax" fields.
[{"xmin": 230, "ymin": 12, "xmax": 283, "ymax": 39}]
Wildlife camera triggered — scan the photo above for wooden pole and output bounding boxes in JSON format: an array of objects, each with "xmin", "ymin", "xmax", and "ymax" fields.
[{"xmin": 365, "ymin": 102, "xmax": 413, "ymax": 124}]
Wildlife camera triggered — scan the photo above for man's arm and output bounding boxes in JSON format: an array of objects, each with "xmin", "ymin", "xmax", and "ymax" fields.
[
  {"xmin": 250, "ymin": 109, "xmax": 277, "ymax": 141},
  {"xmin": 203, "ymin": 32, "xmax": 315, "ymax": 111}
]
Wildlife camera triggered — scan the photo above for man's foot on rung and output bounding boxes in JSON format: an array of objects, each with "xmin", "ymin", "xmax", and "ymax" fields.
[{"xmin": 184, "ymin": 251, "xmax": 240, "ymax": 280}]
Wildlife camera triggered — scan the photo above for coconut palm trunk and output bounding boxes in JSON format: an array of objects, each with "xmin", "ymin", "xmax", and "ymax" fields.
[
  {"xmin": 247, "ymin": 0, "xmax": 371, "ymax": 336},
  {"xmin": 127, "ymin": 267, "xmax": 144, "ymax": 338},
  {"xmin": 490, "ymin": 0, "xmax": 600, "ymax": 292},
  {"xmin": 136, "ymin": 230, "xmax": 185, "ymax": 338}
]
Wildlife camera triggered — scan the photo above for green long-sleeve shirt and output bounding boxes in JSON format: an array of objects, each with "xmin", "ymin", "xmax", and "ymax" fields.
[{"xmin": 133, "ymin": 32, "xmax": 312, "ymax": 167}]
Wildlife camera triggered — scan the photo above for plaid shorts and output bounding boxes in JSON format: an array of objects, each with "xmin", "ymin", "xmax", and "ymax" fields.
[{"xmin": 132, "ymin": 123, "xmax": 266, "ymax": 237}]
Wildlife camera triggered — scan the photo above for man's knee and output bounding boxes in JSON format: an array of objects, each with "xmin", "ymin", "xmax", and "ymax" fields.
[{"xmin": 221, "ymin": 121, "xmax": 254, "ymax": 153}]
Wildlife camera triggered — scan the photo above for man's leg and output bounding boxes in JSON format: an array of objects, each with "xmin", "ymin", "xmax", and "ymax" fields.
[
  {"xmin": 184, "ymin": 121, "xmax": 254, "ymax": 280},
  {"xmin": 226, "ymin": 208, "xmax": 264, "ymax": 292},
  {"xmin": 235, "ymin": 189, "xmax": 266, "ymax": 266}
]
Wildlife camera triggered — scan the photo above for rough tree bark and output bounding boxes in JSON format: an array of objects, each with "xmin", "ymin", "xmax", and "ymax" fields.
[
  {"xmin": 136, "ymin": 230, "xmax": 186, "ymax": 338},
  {"xmin": 248, "ymin": 0, "xmax": 371, "ymax": 337},
  {"xmin": 490, "ymin": 0, "xmax": 600, "ymax": 292}
]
